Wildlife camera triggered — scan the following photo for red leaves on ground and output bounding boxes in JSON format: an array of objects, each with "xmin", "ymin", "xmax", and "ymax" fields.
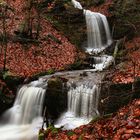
[
  {"xmin": 113, "ymin": 37, "xmax": 140, "ymax": 84},
  {"xmin": 0, "ymin": 0, "xmax": 77, "ymax": 77},
  {"xmin": 90, "ymin": 0, "xmax": 113, "ymax": 16},
  {"xmin": 45, "ymin": 99, "xmax": 140, "ymax": 140}
]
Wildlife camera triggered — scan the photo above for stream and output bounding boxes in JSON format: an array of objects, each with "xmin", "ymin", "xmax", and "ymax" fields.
[{"xmin": 0, "ymin": 0, "xmax": 114, "ymax": 139}]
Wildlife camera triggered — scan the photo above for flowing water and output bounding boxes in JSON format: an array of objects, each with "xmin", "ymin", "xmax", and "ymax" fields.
[
  {"xmin": 71, "ymin": 0, "xmax": 83, "ymax": 10},
  {"xmin": 0, "ymin": 81, "xmax": 46, "ymax": 140},
  {"xmin": 54, "ymin": 71, "xmax": 102, "ymax": 130},
  {"xmin": 55, "ymin": 82, "xmax": 100, "ymax": 130},
  {"xmin": 0, "ymin": 1, "xmax": 114, "ymax": 139},
  {"xmin": 71, "ymin": 0, "xmax": 114, "ymax": 70},
  {"xmin": 54, "ymin": 0, "xmax": 114, "ymax": 130},
  {"xmin": 68, "ymin": 84, "xmax": 100, "ymax": 118},
  {"xmin": 71, "ymin": 0, "xmax": 112, "ymax": 54},
  {"xmin": 84, "ymin": 10, "xmax": 112, "ymax": 54}
]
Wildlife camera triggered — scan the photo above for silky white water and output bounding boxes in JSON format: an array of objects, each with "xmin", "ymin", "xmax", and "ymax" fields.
[
  {"xmin": 92, "ymin": 55, "xmax": 114, "ymax": 71},
  {"xmin": 71, "ymin": 0, "xmax": 112, "ymax": 54},
  {"xmin": 55, "ymin": 82, "xmax": 100, "ymax": 130},
  {"xmin": 84, "ymin": 10, "xmax": 112, "ymax": 54},
  {"xmin": 71, "ymin": 0, "xmax": 83, "ymax": 10},
  {"xmin": 71, "ymin": 0, "xmax": 114, "ymax": 71},
  {"xmin": 0, "ymin": 85, "xmax": 46, "ymax": 140}
]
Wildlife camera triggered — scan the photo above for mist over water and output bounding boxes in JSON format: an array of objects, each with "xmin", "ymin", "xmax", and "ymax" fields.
[
  {"xmin": 55, "ymin": 82, "xmax": 100, "ymax": 130},
  {"xmin": 0, "ymin": 85, "xmax": 45, "ymax": 140},
  {"xmin": 54, "ymin": 0, "xmax": 114, "ymax": 130}
]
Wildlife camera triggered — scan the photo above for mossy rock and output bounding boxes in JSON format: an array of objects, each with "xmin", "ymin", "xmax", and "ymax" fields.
[
  {"xmin": 113, "ymin": 23, "xmax": 135, "ymax": 40},
  {"xmin": 109, "ymin": 82, "xmax": 132, "ymax": 92},
  {"xmin": 99, "ymin": 79, "xmax": 140, "ymax": 115},
  {"xmin": 44, "ymin": 77, "xmax": 68, "ymax": 120},
  {"xmin": 47, "ymin": 77, "xmax": 63, "ymax": 89},
  {"xmin": 3, "ymin": 75, "xmax": 24, "ymax": 94}
]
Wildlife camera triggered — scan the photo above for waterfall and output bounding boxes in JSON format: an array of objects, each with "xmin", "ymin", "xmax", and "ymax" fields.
[
  {"xmin": 84, "ymin": 10, "xmax": 112, "ymax": 54},
  {"xmin": 68, "ymin": 84, "xmax": 100, "ymax": 118},
  {"xmin": 71, "ymin": 0, "xmax": 112, "ymax": 54},
  {"xmin": 71, "ymin": 0, "xmax": 83, "ymax": 10},
  {"xmin": 0, "ymin": 82, "xmax": 46, "ymax": 140},
  {"xmin": 10, "ymin": 86, "xmax": 45, "ymax": 124},
  {"xmin": 71, "ymin": 0, "xmax": 114, "ymax": 70},
  {"xmin": 0, "ymin": 1, "xmax": 114, "ymax": 137},
  {"xmin": 55, "ymin": 81, "xmax": 100, "ymax": 130}
]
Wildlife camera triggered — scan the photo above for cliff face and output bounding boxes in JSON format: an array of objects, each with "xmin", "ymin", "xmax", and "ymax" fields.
[{"xmin": 45, "ymin": 0, "xmax": 86, "ymax": 48}]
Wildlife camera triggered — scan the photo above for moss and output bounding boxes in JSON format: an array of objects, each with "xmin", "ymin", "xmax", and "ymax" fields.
[
  {"xmin": 69, "ymin": 60, "xmax": 83, "ymax": 70},
  {"xmin": 67, "ymin": 131, "xmax": 75, "ymax": 137},
  {"xmin": 92, "ymin": 0, "xmax": 105, "ymax": 6},
  {"xmin": 47, "ymin": 77, "xmax": 63, "ymax": 89},
  {"xmin": 0, "ymin": 78, "xmax": 15, "ymax": 115},
  {"xmin": 0, "ymin": 71, "xmax": 24, "ymax": 94},
  {"xmin": 45, "ymin": 34, "xmax": 62, "ymax": 44},
  {"xmin": 113, "ymin": 24, "xmax": 135, "ymax": 39},
  {"xmin": 38, "ymin": 133, "xmax": 44, "ymax": 140},
  {"xmin": 109, "ymin": 83, "xmax": 132, "ymax": 91},
  {"xmin": 99, "ymin": 80, "xmax": 140, "ymax": 115},
  {"xmin": 77, "ymin": 0, "xmax": 105, "ymax": 8},
  {"xmin": 30, "ymin": 69, "xmax": 55, "ymax": 82}
]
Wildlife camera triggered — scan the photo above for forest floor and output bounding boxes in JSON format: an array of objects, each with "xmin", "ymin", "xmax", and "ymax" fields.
[
  {"xmin": 0, "ymin": 0, "xmax": 77, "ymax": 77},
  {"xmin": 0, "ymin": 0, "xmax": 140, "ymax": 83}
]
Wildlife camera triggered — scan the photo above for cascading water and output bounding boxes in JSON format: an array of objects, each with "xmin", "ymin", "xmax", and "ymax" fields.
[
  {"xmin": 53, "ymin": 0, "xmax": 114, "ymax": 130},
  {"xmin": 0, "ymin": 2, "xmax": 114, "ymax": 138},
  {"xmin": 71, "ymin": 0, "xmax": 114, "ymax": 70},
  {"xmin": 55, "ymin": 81, "xmax": 100, "ymax": 130},
  {"xmin": 84, "ymin": 10, "xmax": 112, "ymax": 54},
  {"xmin": 0, "ymin": 81, "xmax": 46, "ymax": 140},
  {"xmin": 71, "ymin": 0, "xmax": 83, "ymax": 10},
  {"xmin": 68, "ymin": 84, "xmax": 100, "ymax": 118},
  {"xmin": 71, "ymin": 0, "xmax": 112, "ymax": 54}
]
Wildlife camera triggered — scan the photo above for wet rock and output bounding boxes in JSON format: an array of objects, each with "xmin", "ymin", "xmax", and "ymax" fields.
[
  {"xmin": 45, "ymin": 0, "xmax": 86, "ymax": 47},
  {"xmin": 44, "ymin": 76, "xmax": 68, "ymax": 120},
  {"xmin": 99, "ymin": 75, "xmax": 140, "ymax": 116},
  {"xmin": 0, "ymin": 79, "xmax": 14, "ymax": 115}
]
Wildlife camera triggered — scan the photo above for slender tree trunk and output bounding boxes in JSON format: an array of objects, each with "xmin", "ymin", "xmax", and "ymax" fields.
[
  {"xmin": 36, "ymin": 2, "xmax": 41, "ymax": 39},
  {"xmin": 2, "ymin": 4, "xmax": 8, "ymax": 72}
]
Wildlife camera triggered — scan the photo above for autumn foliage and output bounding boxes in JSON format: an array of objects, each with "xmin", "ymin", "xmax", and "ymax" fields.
[
  {"xmin": 0, "ymin": 0, "xmax": 77, "ymax": 77},
  {"xmin": 90, "ymin": 0, "xmax": 113, "ymax": 16},
  {"xmin": 113, "ymin": 37, "xmax": 140, "ymax": 84}
]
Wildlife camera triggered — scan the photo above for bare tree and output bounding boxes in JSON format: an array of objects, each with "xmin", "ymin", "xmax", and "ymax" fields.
[{"xmin": 0, "ymin": 0, "xmax": 8, "ymax": 72}]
